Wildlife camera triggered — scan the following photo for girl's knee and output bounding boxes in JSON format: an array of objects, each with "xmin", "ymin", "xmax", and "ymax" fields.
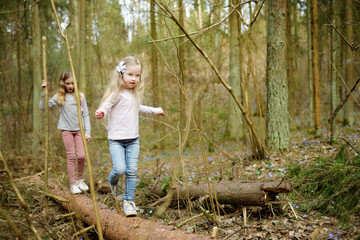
[
  {"xmin": 67, "ymin": 154, "xmax": 76, "ymax": 161},
  {"xmin": 126, "ymin": 167, "xmax": 138, "ymax": 177},
  {"xmin": 113, "ymin": 167, "xmax": 126, "ymax": 177}
]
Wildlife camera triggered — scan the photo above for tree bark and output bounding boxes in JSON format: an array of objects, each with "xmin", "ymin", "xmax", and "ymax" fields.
[
  {"xmin": 16, "ymin": 0, "xmax": 22, "ymax": 153},
  {"xmin": 151, "ymin": 181, "xmax": 291, "ymax": 207},
  {"xmin": 307, "ymin": 0, "xmax": 313, "ymax": 128},
  {"xmin": 33, "ymin": 176, "xmax": 212, "ymax": 240},
  {"xmin": 286, "ymin": 0, "xmax": 294, "ymax": 120},
  {"xmin": 178, "ymin": 0, "xmax": 186, "ymax": 136},
  {"xmin": 151, "ymin": 0, "xmax": 162, "ymax": 150},
  {"xmin": 343, "ymin": 0, "xmax": 354, "ymax": 125},
  {"xmin": 330, "ymin": 0, "xmax": 341, "ymax": 143},
  {"xmin": 265, "ymin": 0, "xmax": 290, "ymax": 151},
  {"xmin": 225, "ymin": 0, "xmax": 243, "ymax": 141},
  {"xmin": 311, "ymin": 0, "xmax": 321, "ymax": 136},
  {"xmin": 79, "ymin": 0, "xmax": 87, "ymax": 94}
]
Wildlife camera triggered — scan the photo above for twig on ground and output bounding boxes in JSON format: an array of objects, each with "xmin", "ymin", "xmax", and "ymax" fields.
[
  {"xmin": 288, "ymin": 202, "xmax": 298, "ymax": 219},
  {"xmin": 56, "ymin": 212, "xmax": 76, "ymax": 220},
  {"xmin": 38, "ymin": 190, "xmax": 69, "ymax": 203},
  {"xmin": 71, "ymin": 225, "xmax": 95, "ymax": 240},
  {"xmin": 342, "ymin": 137, "xmax": 360, "ymax": 155},
  {"xmin": 176, "ymin": 213, "xmax": 204, "ymax": 227}
]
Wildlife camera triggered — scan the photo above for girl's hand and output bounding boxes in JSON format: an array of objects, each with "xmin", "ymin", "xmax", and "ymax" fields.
[
  {"xmin": 157, "ymin": 108, "xmax": 164, "ymax": 116},
  {"xmin": 42, "ymin": 80, "xmax": 49, "ymax": 88},
  {"xmin": 85, "ymin": 134, "xmax": 91, "ymax": 142},
  {"xmin": 95, "ymin": 110, "xmax": 104, "ymax": 119}
]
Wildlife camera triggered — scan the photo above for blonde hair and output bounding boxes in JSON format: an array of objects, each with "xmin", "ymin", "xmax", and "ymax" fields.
[
  {"xmin": 100, "ymin": 56, "xmax": 144, "ymax": 105},
  {"xmin": 57, "ymin": 70, "xmax": 72, "ymax": 105}
]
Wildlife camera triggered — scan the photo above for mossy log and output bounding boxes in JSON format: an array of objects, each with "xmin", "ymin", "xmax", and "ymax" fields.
[{"xmin": 151, "ymin": 181, "xmax": 291, "ymax": 206}]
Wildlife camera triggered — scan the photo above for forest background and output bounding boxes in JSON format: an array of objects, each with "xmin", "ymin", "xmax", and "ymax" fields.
[{"xmin": 0, "ymin": 0, "xmax": 360, "ymax": 239}]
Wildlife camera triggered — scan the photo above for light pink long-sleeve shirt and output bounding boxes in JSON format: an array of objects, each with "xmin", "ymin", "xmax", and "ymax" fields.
[{"xmin": 97, "ymin": 89, "xmax": 161, "ymax": 140}]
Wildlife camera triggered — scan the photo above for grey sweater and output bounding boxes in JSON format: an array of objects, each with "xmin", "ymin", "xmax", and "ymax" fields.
[{"xmin": 39, "ymin": 92, "xmax": 91, "ymax": 135}]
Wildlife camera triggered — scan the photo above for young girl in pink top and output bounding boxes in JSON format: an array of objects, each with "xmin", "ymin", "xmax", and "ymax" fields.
[{"xmin": 95, "ymin": 56, "xmax": 164, "ymax": 216}]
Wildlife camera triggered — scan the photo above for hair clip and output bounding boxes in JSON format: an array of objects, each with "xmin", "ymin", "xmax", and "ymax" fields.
[{"xmin": 116, "ymin": 61, "xmax": 126, "ymax": 73}]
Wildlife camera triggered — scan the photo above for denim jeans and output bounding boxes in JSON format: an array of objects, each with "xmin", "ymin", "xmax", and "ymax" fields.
[{"xmin": 108, "ymin": 138, "xmax": 139, "ymax": 201}]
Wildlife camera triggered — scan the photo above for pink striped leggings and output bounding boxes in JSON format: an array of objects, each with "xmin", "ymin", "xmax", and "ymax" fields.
[{"xmin": 61, "ymin": 130, "xmax": 85, "ymax": 186}]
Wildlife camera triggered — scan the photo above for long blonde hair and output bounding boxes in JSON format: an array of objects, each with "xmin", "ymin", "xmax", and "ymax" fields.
[
  {"xmin": 100, "ymin": 56, "xmax": 144, "ymax": 105},
  {"xmin": 57, "ymin": 70, "xmax": 73, "ymax": 105}
]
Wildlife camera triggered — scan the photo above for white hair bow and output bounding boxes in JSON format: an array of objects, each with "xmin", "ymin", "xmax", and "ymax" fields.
[{"xmin": 116, "ymin": 61, "xmax": 126, "ymax": 73}]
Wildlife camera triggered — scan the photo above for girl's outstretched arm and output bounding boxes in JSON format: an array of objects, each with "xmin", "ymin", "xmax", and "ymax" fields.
[
  {"xmin": 157, "ymin": 108, "xmax": 164, "ymax": 116},
  {"xmin": 95, "ymin": 110, "xmax": 105, "ymax": 119},
  {"xmin": 140, "ymin": 105, "xmax": 164, "ymax": 115}
]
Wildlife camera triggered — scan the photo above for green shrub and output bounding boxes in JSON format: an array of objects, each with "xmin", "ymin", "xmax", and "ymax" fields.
[{"xmin": 288, "ymin": 145, "xmax": 360, "ymax": 222}]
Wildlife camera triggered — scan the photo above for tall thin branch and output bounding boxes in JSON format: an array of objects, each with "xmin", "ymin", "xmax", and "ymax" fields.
[
  {"xmin": 50, "ymin": 1, "xmax": 104, "ymax": 239},
  {"xmin": 41, "ymin": 36, "xmax": 49, "ymax": 218}
]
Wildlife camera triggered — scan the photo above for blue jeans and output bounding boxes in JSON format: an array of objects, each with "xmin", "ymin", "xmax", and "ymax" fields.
[{"xmin": 108, "ymin": 138, "xmax": 139, "ymax": 201}]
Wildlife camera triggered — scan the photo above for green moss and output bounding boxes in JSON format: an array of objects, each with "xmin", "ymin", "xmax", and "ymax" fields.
[{"xmin": 288, "ymin": 145, "xmax": 360, "ymax": 223}]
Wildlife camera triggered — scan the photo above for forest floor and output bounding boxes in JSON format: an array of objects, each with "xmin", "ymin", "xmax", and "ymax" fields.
[{"xmin": 1, "ymin": 123, "xmax": 360, "ymax": 240}]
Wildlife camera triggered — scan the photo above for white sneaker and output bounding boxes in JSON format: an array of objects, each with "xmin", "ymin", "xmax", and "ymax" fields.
[
  {"xmin": 70, "ymin": 184, "xmax": 82, "ymax": 194},
  {"xmin": 76, "ymin": 179, "xmax": 89, "ymax": 191},
  {"xmin": 124, "ymin": 200, "xmax": 138, "ymax": 217},
  {"xmin": 109, "ymin": 182, "xmax": 124, "ymax": 201}
]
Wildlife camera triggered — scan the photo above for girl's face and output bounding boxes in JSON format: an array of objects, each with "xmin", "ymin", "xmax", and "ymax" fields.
[
  {"xmin": 122, "ymin": 64, "xmax": 141, "ymax": 89},
  {"xmin": 64, "ymin": 76, "xmax": 74, "ymax": 93}
]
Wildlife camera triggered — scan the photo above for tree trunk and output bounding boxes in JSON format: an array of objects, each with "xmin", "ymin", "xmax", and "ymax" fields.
[
  {"xmin": 225, "ymin": 0, "xmax": 243, "ymax": 141},
  {"xmin": 31, "ymin": 0, "xmax": 42, "ymax": 152},
  {"xmin": 286, "ymin": 0, "xmax": 294, "ymax": 120},
  {"xmin": 79, "ymin": 0, "xmax": 87, "ymax": 94},
  {"xmin": 307, "ymin": 0, "xmax": 313, "ymax": 128},
  {"xmin": 16, "ymin": 0, "xmax": 22, "ymax": 153},
  {"xmin": 151, "ymin": 181, "xmax": 291, "ymax": 207},
  {"xmin": 311, "ymin": 0, "xmax": 321, "ymax": 136},
  {"xmin": 330, "ymin": 0, "xmax": 341, "ymax": 143},
  {"xmin": 265, "ymin": 0, "xmax": 290, "ymax": 151},
  {"xmin": 178, "ymin": 0, "xmax": 186, "ymax": 137},
  {"xmin": 33, "ymin": 176, "xmax": 212, "ymax": 240},
  {"xmin": 343, "ymin": 0, "xmax": 354, "ymax": 125},
  {"xmin": 151, "ymin": 0, "xmax": 162, "ymax": 150},
  {"xmin": 0, "ymin": 22, "xmax": 3, "ymax": 151},
  {"xmin": 209, "ymin": 0, "xmax": 222, "ymax": 153}
]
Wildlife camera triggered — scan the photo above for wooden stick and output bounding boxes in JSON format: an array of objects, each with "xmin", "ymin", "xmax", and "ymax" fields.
[
  {"xmin": 71, "ymin": 225, "xmax": 95, "ymax": 240},
  {"xmin": 38, "ymin": 190, "xmax": 69, "ymax": 203},
  {"xmin": 342, "ymin": 137, "xmax": 360, "ymax": 155},
  {"xmin": 50, "ymin": 1, "xmax": 103, "ymax": 239},
  {"xmin": 14, "ymin": 169, "xmax": 48, "ymax": 182},
  {"xmin": 56, "ymin": 212, "xmax": 76, "ymax": 219},
  {"xmin": 243, "ymin": 207, "xmax": 247, "ymax": 226},
  {"xmin": 211, "ymin": 226, "xmax": 218, "ymax": 238},
  {"xmin": 288, "ymin": 202, "xmax": 298, "ymax": 219},
  {"xmin": 176, "ymin": 213, "xmax": 204, "ymax": 227},
  {"xmin": 41, "ymin": 35, "xmax": 49, "ymax": 219}
]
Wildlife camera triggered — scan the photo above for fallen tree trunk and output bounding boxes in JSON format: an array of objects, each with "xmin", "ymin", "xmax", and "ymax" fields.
[
  {"xmin": 151, "ymin": 181, "xmax": 291, "ymax": 206},
  {"xmin": 30, "ymin": 176, "xmax": 212, "ymax": 240}
]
